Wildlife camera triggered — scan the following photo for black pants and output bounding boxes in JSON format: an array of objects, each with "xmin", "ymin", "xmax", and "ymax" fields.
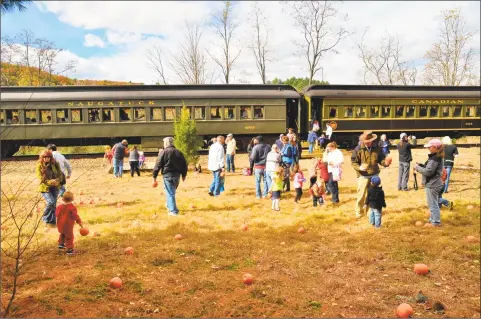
[
  {"xmin": 328, "ymin": 172, "xmax": 339, "ymax": 202},
  {"xmin": 249, "ymin": 159, "xmax": 254, "ymax": 175},
  {"xmin": 295, "ymin": 188, "xmax": 302, "ymax": 202},
  {"xmin": 130, "ymin": 161, "xmax": 140, "ymax": 177},
  {"xmin": 283, "ymin": 163, "xmax": 291, "ymax": 191}
]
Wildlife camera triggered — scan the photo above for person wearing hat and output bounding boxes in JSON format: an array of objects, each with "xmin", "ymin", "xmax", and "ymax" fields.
[
  {"xmin": 414, "ymin": 138, "xmax": 444, "ymax": 226},
  {"xmin": 351, "ymin": 130, "xmax": 391, "ymax": 219},
  {"xmin": 225, "ymin": 133, "xmax": 236, "ymax": 173},
  {"xmin": 363, "ymin": 176, "xmax": 386, "ymax": 228},
  {"xmin": 397, "ymin": 133, "xmax": 413, "ymax": 191},
  {"xmin": 112, "ymin": 139, "xmax": 129, "ymax": 178},
  {"xmin": 250, "ymin": 135, "xmax": 272, "ymax": 199}
]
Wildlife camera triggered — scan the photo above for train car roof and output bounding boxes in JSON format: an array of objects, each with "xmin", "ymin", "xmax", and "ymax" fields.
[
  {"xmin": 0, "ymin": 84, "xmax": 300, "ymax": 101},
  {"xmin": 303, "ymin": 85, "xmax": 481, "ymax": 99}
]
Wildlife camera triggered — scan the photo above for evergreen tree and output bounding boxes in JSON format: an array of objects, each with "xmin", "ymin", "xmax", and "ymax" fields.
[{"xmin": 174, "ymin": 104, "xmax": 199, "ymax": 166}]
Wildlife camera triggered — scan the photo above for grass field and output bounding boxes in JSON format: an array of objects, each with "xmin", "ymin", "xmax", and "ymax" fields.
[{"xmin": 1, "ymin": 147, "xmax": 480, "ymax": 318}]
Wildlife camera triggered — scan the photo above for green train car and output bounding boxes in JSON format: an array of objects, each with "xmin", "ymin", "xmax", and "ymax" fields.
[
  {"xmin": 0, "ymin": 85, "xmax": 301, "ymax": 157},
  {"xmin": 302, "ymin": 85, "xmax": 480, "ymax": 146}
]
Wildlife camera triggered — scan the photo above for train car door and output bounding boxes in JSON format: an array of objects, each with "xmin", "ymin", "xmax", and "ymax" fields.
[{"xmin": 286, "ymin": 98, "xmax": 299, "ymax": 133}]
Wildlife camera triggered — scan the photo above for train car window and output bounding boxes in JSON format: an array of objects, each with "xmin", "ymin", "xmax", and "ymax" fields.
[
  {"xmin": 344, "ymin": 106, "xmax": 353, "ymax": 118},
  {"xmin": 102, "ymin": 108, "xmax": 114, "ymax": 122},
  {"xmin": 395, "ymin": 106, "xmax": 404, "ymax": 117},
  {"xmin": 25, "ymin": 110, "xmax": 37, "ymax": 124},
  {"xmin": 224, "ymin": 106, "xmax": 235, "ymax": 120},
  {"xmin": 477, "ymin": 106, "xmax": 481, "ymax": 117},
  {"xmin": 150, "ymin": 108, "xmax": 162, "ymax": 121},
  {"xmin": 370, "ymin": 106, "xmax": 380, "ymax": 117},
  {"xmin": 120, "ymin": 108, "xmax": 132, "ymax": 121},
  {"xmin": 429, "ymin": 106, "xmax": 438, "ymax": 117},
  {"xmin": 405, "ymin": 106, "xmax": 415, "ymax": 117},
  {"xmin": 355, "ymin": 106, "xmax": 366, "ymax": 118},
  {"xmin": 71, "ymin": 109, "xmax": 83, "ymax": 123},
  {"xmin": 133, "ymin": 108, "xmax": 146, "ymax": 121},
  {"xmin": 328, "ymin": 106, "xmax": 337, "ymax": 118},
  {"xmin": 0, "ymin": 111, "xmax": 4, "ymax": 124},
  {"xmin": 453, "ymin": 106, "xmax": 462, "ymax": 117},
  {"xmin": 56, "ymin": 109, "xmax": 68, "ymax": 123},
  {"xmin": 442, "ymin": 106, "xmax": 450, "ymax": 117},
  {"xmin": 240, "ymin": 106, "xmax": 252, "ymax": 119},
  {"xmin": 254, "ymin": 106, "xmax": 264, "ymax": 119},
  {"xmin": 40, "ymin": 110, "xmax": 52, "ymax": 124},
  {"xmin": 419, "ymin": 106, "xmax": 428, "ymax": 117},
  {"xmin": 193, "ymin": 107, "xmax": 205, "ymax": 120},
  {"xmin": 466, "ymin": 106, "xmax": 476, "ymax": 117},
  {"xmin": 210, "ymin": 106, "xmax": 221, "ymax": 120},
  {"xmin": 6, "ymin": 110, "xmax": 20, "ymax": 124},
  {"xmin": 88, "ymin": 108, "xmax": 101, "ymax": 123},
  {"xmin": 165, "ymin": 107, "xmax": 176, "ymax": 121},
  {"xmin": 381, "ymin": 106, "xmax": 391, "ymax": 118}
]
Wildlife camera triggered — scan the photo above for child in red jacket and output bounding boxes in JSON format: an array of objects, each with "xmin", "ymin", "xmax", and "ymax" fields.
[{"xmin": 56, "ymin": 191, "xmax": 83, "ymax": 256}]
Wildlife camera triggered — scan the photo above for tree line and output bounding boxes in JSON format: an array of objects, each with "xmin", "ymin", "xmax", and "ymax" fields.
[{"xmin": 1, "ymin": 1, "xmax": 479, "ymax": 87}]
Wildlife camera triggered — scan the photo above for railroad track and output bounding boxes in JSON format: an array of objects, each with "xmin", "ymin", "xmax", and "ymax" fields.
[{"xmin": 2, "ymin": 143, "xmax": 479, "ymax": 162}]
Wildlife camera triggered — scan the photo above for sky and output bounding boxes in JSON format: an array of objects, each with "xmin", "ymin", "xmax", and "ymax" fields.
[{"xmin": 1, "ymin": 1, "xmax": 480, "ymax": 85}]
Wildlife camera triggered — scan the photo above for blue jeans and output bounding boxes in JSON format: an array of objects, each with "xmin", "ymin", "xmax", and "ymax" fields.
[
  {"xmin": 209, "ymin": 170, "xmax": 222, "ymax": 196},
  {"xmin": 426, "ymin": 186, "xmax": 443, "ymax": 225},
  {"xmin": 265, "ymin": 171, "xmax": 273, "ymax": 192},
  {"xmin": 308, "ymin": 143, "xmax": 314, "ymax": 154},
  {"xmin": 328, "ymin": 172, "xmax": 339, "ymax": 203},
  {"xmin": 254, "ymin": 168, "xmax": 268, "ymax": 198},
  {"xmin": 163, "ymin": 173, "xmax": 180, "ymax": 214},
  {"xmin": 42, "ymin": 188, "xmax": 59, "ymax": 224},
  {"xmin": 226, "ymin": 154, "xmax": 235, "ymax": 172},
  {"xmin": 113, "ymin": 158, "xmax": 124, "ymax": 177},
  {"xmin": 59, "ymin": 185, "xmax": 66, "ymax": 197},
  {"xmin": 439, "ymin": 197, "xmax": 449, "ymax": 207},
  {"xmin": 368, "ymin": 207, "xmax": 382, "ymax": 228},
  {"xmin": 444, "ymin": 166, "xmax": 453, "ymax": 193}
]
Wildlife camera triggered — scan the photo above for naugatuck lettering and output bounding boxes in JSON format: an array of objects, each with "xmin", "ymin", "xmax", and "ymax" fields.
[
  {"xmin": 67, "ymin": 101, "xmax": 156, "ymax": 106},
  {"xmin": 412, "ymin": 100, "xmax": 464, "ymax": 104}
]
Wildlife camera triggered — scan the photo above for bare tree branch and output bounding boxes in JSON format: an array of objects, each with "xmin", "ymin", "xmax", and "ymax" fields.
[
  {"xmin": 423, "ymin": 8, "xmax": 479, "ymax": 86},
  {"xmin": 283, "ymin": 0, "xmax": 349, "ymax": 85},
  {"xmin": 248, "ymin": 2, "xmax": 271, "ymax": 84},
  {"xmin": 145, "ymin": 45, "xmax": 168, "ymax": 85}
]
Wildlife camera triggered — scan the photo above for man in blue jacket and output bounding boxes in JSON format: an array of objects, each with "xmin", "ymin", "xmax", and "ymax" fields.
[
  {"xmin": 307, "ymin": 130, "xmax": 317, "ymax": 154},
  {"xmin": 250, "ymin": 135, "xmax": 272, "ymax": 199}
]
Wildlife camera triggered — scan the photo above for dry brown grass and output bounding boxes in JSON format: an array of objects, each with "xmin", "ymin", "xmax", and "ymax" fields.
[{"xmin": 1, "ymin": 148, "xmax": 480, "ymax": 318}]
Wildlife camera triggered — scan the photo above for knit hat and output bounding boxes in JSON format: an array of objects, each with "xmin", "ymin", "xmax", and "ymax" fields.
[
  {"xmin": 400, "ymin": 133, "xmax": 407, "ymax": 140},
  {"xmin": 371, "ymin": 176, "xmax": 381, "ymax": 187}
]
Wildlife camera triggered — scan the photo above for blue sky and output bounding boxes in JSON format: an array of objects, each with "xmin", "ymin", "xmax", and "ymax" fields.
[{"xmin": 1, "ymin": 1, "xmax": 479, "ymax": 84}]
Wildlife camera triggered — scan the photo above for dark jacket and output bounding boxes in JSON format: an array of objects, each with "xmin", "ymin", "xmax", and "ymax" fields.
[
  {"xmin": 351, "ymin": 143, "xmax": 387, "ymax": 177},
  {"xmin": 397, "ymin": 142, "xmax": 412, "ymax": 162},
  {"xmin": 443, "ymin": 144, "xmax": 458, "ymax": 167},
  {"xmin": 250, "ymin": 143, "xmax": 271, "ymax": 166},
  {"xmin": 415, "ymin": 153, "xmax": 443, "ymax": 188},
  {"xmin": 113, "ymin": 143, "xmax": 128, "ymax": 160},
  {"xmin": 153, "ymin": 146, "xmax": 188, "ymax": 179},
  {"xmin": 129, "ymin": 149, "xmax": 139, "ymax": 161},
  {"xmin": 365, "ymin": 186, "xmax": 386, "ymax": 210},
  {"xmin": 275, "ymin": 139, "xmax": 283, "ymax": 150}
]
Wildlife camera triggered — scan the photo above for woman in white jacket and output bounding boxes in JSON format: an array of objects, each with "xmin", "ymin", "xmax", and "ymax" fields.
[
  {"xmin": 325, "ymin": 141, "xmax": 344, "ymax": 203},
  {"xmin": 266, "ymin": 144, "xmax": 282, "ymax": 192}
]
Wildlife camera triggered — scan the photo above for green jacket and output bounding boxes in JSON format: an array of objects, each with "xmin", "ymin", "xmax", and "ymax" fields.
[
  {"xmin": 351, "ymin": 143, "xmax": 387, "ymax": 177},
  {"xmin": 35, "ymin": 161, "xmax": 63, "ymax": 193}
]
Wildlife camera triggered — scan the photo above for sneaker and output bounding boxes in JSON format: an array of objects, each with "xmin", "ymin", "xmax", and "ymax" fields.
[
  {"xmin": 275, "ymin": 208, "xmax": 280, "ymax": 211},
  {"xmin": 66, "ymin": 249, "xmax": 77, "ymax": 256},
  {"xmin": 167, "ymin": 212, "xmax": 178, "ymax": 216},
  {"xmin": 208, "ymin": 191, "xmax": 214, "ymax": 197},
  {"xmin": 449, "ymin": 201, "xmax": 454, "ymax": 211},
  {"xmin": 58, "ymin": 244, "xmax": 65, "ymax": 249},
  {"xmin": 355, "ymin": 213, "xmax": 363, "ymax": 219}
]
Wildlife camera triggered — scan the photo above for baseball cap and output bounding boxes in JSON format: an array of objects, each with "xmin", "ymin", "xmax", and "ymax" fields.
[
  {"xmin": 227, "ymin": 133, "xmax": 233, "ymax": 137},
  {"xmin": 371, "ymin": 176, "xmax": 381, "ymax": 187},
  {"xmin": 423, "ymin": 139, "xmax": 442, "ymax": 148}
]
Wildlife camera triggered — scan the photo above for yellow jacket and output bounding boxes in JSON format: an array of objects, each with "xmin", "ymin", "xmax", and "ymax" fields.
[{"xmin": 35, "ymin": 161, "xmax": 63, "ymax": 193}]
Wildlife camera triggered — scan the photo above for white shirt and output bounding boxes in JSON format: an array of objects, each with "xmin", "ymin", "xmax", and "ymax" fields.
[
  {"xmin": 326, "ymin": 149, "xmax": 344, "ymax": 173},
  {"xmin": 226, "ymin": 138, "xmax": 236, "ymax": 155},
  {"xmin": 326, "ymin": 125, "xmax": 333, "ymax": 139},
  {"xmin": 52, "ymin": 151, "xmax": 72, "ymax": 177},
  {"xmin": 266, "ymin": 151, "xmax": 281, "ymax": 173},
  {"xmin": 208, "ymin": 142, "xmax": 225, "ymax": 171}
]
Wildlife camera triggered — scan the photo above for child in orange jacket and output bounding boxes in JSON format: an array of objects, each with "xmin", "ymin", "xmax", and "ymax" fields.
[{"xmin": 56, "ymin": 191, "xmax": 83, "ymax": 256}]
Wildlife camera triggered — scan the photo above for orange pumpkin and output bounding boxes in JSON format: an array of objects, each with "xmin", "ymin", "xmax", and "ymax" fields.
[
  {"xmin": 297, "ymin": 227, "xmax": 306, "ymax": 234},
  {"xmin": 396, "ymin": 303, "xmax": 413, "ymax": 318},
  {"xmin": 413, "ymin": 263, "xmax": 429, "ymax": 275},
  {"xmin": 79, "ymin": 227, "xmax": 89, "ymax": 236},
  {"xmin": 110, "ymin": 277, "xmax": 122, "ymax": 288},
  {"xmin": 415, "ymin": 221, "xmax": 423, "ymax": 227},
  {"xmin": 242, "ymin": 273, "xmax": 253, "ymax": 285}
]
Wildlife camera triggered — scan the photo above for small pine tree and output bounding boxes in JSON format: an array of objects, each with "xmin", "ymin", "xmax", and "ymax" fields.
[{"xmin": 174, "ymin": 104, "xmax": 199, "ymax": 166}]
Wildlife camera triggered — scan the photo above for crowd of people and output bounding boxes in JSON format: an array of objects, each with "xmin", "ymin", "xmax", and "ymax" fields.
[{"xmin": 34, "ymin": 126, "xmax": 460, "ymax": 255}]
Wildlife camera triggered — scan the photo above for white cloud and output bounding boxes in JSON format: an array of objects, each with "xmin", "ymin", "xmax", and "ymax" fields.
[
  {"xmin": 83, "ymin": 33, "xmax": 105, "ymax": 48},
  {"xmin": 37, "ymin": 1, "xmax": 480, "ymax": 85}
]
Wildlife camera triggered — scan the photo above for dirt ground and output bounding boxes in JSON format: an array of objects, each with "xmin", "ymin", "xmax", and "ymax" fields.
[{"xmin": 1, "ymin": 147, "xmax": 480, "ymax": 318}]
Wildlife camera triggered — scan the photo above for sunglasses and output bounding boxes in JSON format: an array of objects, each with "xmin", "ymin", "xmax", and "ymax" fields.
[{"xmin": 43, "ymin": 156, "xmax": 52, "ymax": 158}]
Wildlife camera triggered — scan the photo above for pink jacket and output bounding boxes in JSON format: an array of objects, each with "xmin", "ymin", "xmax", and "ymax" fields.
[{"xmin": 293, "ymin": 172, "xmax": 306, "ymax": 189}]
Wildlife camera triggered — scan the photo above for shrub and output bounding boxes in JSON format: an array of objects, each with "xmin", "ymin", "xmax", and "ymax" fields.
[{"xmin": 174, "ymin": 104, "xmax": 200, "ymax": 166}]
